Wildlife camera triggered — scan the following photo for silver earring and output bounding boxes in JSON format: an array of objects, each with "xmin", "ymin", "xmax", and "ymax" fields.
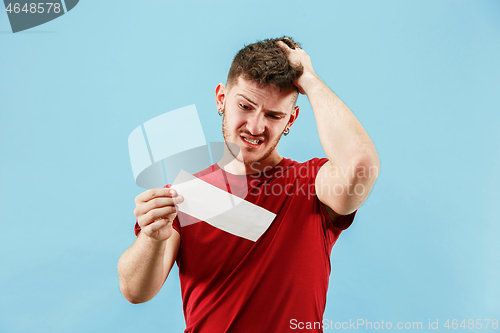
[
  {"xmin": 218, "ymin": 108, "xmax": 224, "ymax": 116},
  {"xmin": 284, "ymin": 127, "xmax": 290, "ymax": 136}
]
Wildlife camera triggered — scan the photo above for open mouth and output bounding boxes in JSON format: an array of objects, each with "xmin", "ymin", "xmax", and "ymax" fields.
[{"xmin": 241, "ymin": 135, "xmax": 263, "ymax": 146}]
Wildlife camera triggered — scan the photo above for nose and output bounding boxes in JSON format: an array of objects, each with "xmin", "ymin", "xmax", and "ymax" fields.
[{"xmin": 245, "ymin": 112, "xmax": 266, "ymax": 136}]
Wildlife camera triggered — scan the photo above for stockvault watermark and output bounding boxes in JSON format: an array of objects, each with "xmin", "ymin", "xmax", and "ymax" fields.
[{"xmin": 3, "ymin": 0, "xmax": 79, "ymax": 33}]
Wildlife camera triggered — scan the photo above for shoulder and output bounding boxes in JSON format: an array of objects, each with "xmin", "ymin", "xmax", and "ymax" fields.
[
  {"xmin": 193, "ymin": 164, "xmax": 217, "ymax": 178},
  {"xmin": 287, "ymin": 157, "xmax": 328, "ymax": 168},
  {"xmin": 284, "ymin": 157, "xmax": 329, "ymax": 179}
]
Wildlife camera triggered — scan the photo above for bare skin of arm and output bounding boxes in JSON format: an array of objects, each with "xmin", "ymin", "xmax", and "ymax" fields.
[
  {"xmin": 277, "ymin": 40, "xmax": 380, "ymax": 219},
  {"xmin": 117, "ymin": 188, "xmax": 184, "ymax": 304}
]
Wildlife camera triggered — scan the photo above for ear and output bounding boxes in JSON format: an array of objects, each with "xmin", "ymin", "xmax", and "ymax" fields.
[
  {"xmin": 215, "ymin": 83, "xmax": 226, "ymax": 110},
  {"xmin": 287, "ymin": 106, "xmax": 300, "ymax": 128}
]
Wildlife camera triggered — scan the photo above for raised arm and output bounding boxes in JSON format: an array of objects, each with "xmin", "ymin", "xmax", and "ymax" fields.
[
  {"xmin": 117, "ymin": 187, "xmax": 183, "ymax": 303},
  {"xmin": 277, "ymin": 40, "xmax": 380, "ymax": 219}
]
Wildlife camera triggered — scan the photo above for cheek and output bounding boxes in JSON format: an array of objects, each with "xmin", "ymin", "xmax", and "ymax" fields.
[
  {"xmin": 224, "ymin": 115, "xmax": 241, "ymax": 134},
  {"xmin": 227, "ymin": 113, "xmax": 246, "ymax": 130},
  {"xmin": 270, "ymin": 123, "xmax": 283, "ymax": 134}
]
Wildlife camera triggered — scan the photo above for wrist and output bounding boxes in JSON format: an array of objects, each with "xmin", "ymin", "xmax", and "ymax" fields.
[
  {"xmin": 297, "ymin": 73, "xmax": 322, "ymax": 95},
  {"xmin": 139, "ymin": 230, "xmax": 168, "ymax": 249}
]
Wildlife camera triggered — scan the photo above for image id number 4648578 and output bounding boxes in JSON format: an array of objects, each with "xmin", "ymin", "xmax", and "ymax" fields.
[{"xmin": 6, "ymin": 3, "xmax": 62, "ymax": 14}]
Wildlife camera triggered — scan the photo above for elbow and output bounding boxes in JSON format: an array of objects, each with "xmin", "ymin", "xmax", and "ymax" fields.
[
  {"xmin": 344, "ymin": 154, "xmax": 380, "ymax": 205},
  {"xmin": 125, "ymin": 296, "xmax": 145, "ymax": 305},
  {"xmin": 121, "ymin": 290, "xmax": 150, "ymax": 305},
  {"xmin": 119, "ymin": 282, "xmax": 152, "ymax": 304},
  {"xmin": 127, "ymin": 298, "xmax": 148, "ymax": 305},
  {"xmin": 354, "ymin": 151, "xmax": 380, "ymax": 182}
]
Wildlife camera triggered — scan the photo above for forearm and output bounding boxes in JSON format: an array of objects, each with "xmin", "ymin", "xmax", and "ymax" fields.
[
  {"xmin": 303, "ymin": 75, "xmax": 379, "ymax": 169},
  {"xmin": 117, "ymin": 232, "xmax": 168, "ymax": 303}
]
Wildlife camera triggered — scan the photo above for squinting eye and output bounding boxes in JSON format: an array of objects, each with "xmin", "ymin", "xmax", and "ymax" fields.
[
  {"xmin": 239, "ymin": 103, "xmax": 250, "ymax": 110},
  {"xmin": 267, "ymin": 115, "xmax": 281, "ymax": 120}
]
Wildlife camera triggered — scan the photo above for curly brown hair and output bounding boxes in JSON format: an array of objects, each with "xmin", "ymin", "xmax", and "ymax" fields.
[{"xmin": 226, "ymin": 36, "xmax": 303, "ymax": 94}]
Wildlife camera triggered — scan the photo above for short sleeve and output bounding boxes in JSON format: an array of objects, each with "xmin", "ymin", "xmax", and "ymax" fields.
[
  {"xmin": 134, "ymin": 220, "xmax": 141, "ymax": 236},
  {"xmin": 332, "ymin": 210, "xmax": 356, "ymax": 230},
  {"xmin": 172, "ymin": 216, "xmax": 180, "ymax": 234}
]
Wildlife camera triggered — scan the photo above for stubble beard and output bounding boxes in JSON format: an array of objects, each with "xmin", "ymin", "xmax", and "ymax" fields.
[{"xmin": 222, "ymin": 113, "xmax": 285, "ymax": 167}]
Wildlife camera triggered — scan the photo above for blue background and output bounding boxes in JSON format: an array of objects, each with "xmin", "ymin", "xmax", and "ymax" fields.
[{"xmin": 1, "ymin": 0, "xmax": 499, "ymax": 332}]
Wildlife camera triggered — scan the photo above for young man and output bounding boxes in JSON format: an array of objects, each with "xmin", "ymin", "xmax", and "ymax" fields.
[{"xmin": 118, "ymin": 37, "xmax": 380, "ymax": 332}]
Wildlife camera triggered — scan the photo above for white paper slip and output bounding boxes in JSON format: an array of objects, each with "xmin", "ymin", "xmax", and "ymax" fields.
[{"xmin": 172, "ymin": 170, "xmax": 276, "ymax": 242}]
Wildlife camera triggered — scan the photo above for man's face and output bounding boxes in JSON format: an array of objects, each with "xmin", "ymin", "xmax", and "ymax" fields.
[{"xmin": 217, "ymin": 76, "xmax": 299, "ymax": 167}]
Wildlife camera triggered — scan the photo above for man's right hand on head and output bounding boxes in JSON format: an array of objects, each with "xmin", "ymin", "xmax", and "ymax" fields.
[{"xmin": 133, "ymin": 186, "xmax": 184, "ymax": 242}]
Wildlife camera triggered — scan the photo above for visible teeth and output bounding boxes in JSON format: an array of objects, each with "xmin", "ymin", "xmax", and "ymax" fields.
[{"xmin": 243, "ymin": 137, "xmax": 260, "ymax": 144}]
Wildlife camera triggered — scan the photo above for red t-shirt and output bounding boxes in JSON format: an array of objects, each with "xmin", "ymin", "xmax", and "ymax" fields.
[{"xmin": 135, "ymin": 157, "xmax": 355, "ymax": 332}]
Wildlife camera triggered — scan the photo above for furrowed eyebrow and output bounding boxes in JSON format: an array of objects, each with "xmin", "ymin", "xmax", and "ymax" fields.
[
  {"xmin": 266, "ymin": 110, "xmax": 287, "ymax": 117},
  {"xmin": 236, "ymin": 94, "xmax": 258, "ymax": 107},
  {"xmin": 236, "ymin": 94, "xmax": 288, "ymax": 116}
]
